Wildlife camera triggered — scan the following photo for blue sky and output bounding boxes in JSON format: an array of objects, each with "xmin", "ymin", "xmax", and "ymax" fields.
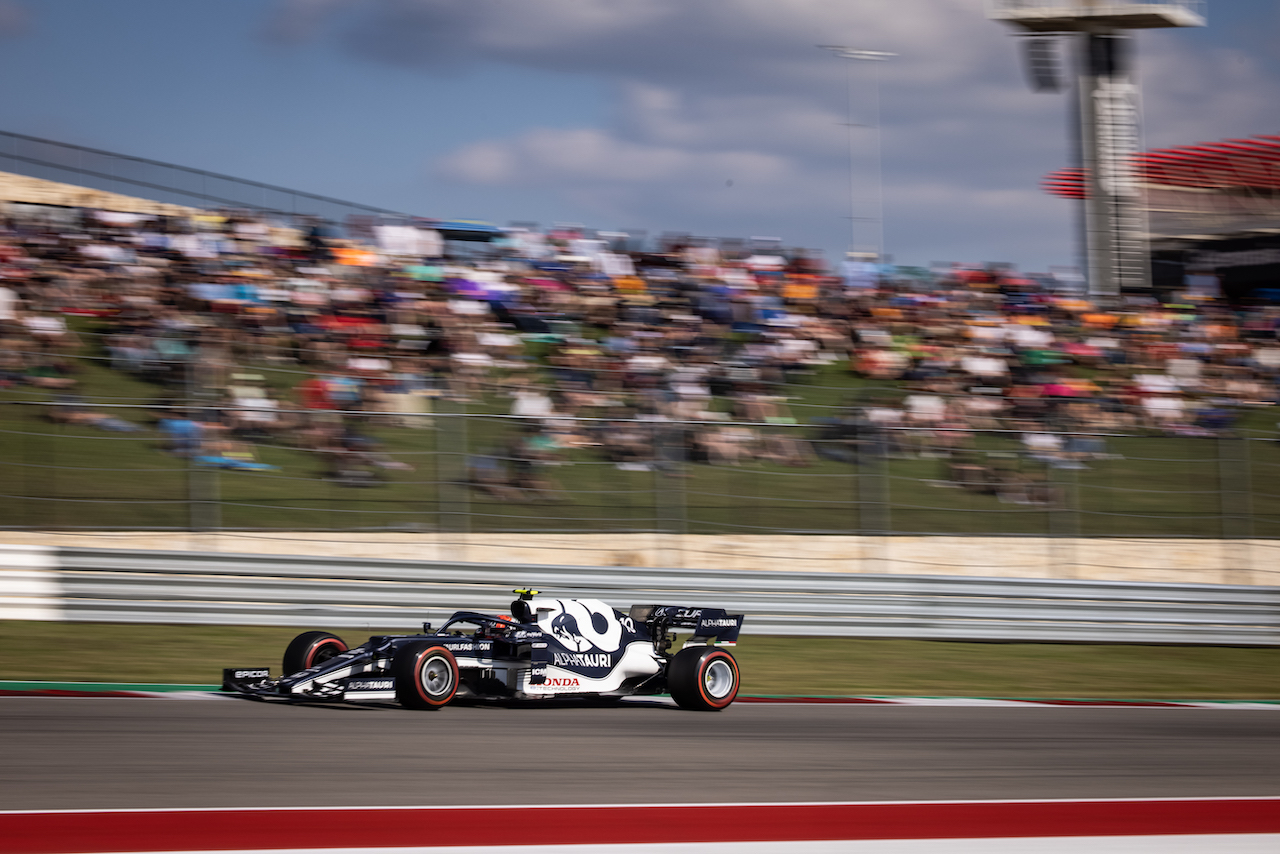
[{"xmin": 0, "ymin": 1, "xmax": 1275, "ymax": 271}]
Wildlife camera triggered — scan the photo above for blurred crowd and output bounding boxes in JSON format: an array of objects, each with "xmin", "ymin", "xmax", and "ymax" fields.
[{"xmin": 1, "ymin": 202, "xmax": 1278, "ymax": 496}]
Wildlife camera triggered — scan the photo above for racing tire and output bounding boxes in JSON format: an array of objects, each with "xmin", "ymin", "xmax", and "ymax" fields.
[
  {"xmin": 393, "ymin": 642, "xmax": 458, "ymax": 710},
  {"xmin": 667, "ymin": 646, "xmax": 740, "ymax": 711},
  {"xmin": 282, "ymin": 631, "xmax": 349, "ymax": 676}
]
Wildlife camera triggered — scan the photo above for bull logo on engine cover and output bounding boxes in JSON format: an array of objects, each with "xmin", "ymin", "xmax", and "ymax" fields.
[
  {"xmin": 536, "ymin": 599, "xmax": 623, "ymax": 654},
  {"xmin": 550, "ymin": 611, "xmax": 581, "ymax": 647}
]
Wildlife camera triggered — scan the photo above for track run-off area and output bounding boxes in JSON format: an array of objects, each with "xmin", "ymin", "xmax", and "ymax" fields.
[
  {"xmin": 0, "ymin": 695, "xmax": 1277, "ymax": 810},
  {"xmin": 2, "ymin": 695, "xmax": 1278, "ymax": 852}
]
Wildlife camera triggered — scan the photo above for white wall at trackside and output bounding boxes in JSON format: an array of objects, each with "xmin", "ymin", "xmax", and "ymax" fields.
[
  {"xmin": 0, "ymin": 544, "xmax": 63, "ymax": 620},
  {"xmin": 0, "ymin": 532, "xmax": 1273, "ymax": 586}
]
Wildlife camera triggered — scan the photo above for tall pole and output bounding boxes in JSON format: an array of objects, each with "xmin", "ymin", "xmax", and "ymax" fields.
[
  {"xmin": 819, "ymin": 46, "xmax": 895, "ymax": 262},
  {"xmin": 988, "ymin": 3, "xmax": 1204, "ymax": 300},
  {"xmin": 1078, "ymin": 32, "xmax": 1110, "ymax": 297},
  {"xmin": 842, "ymin": 54, "xmax": 858, "ymax": 253},
  {"xmin": 869, "ymin": 58, "xmax": 888, "ymax": 264},
  {"xmin": 1077, "ymin": 31, "xmax": 1148, "ymax": 299}
]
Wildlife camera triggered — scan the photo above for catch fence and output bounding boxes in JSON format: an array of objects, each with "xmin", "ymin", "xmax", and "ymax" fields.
[{"xmin": 2, "ymin": 398, "xmax": 1278, "ymax": 549}]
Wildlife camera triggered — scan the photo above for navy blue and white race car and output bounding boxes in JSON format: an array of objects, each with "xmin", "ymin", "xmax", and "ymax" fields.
[{"xmin": 223, "ymin": 590, "xmax": 744, "ymax": 711}]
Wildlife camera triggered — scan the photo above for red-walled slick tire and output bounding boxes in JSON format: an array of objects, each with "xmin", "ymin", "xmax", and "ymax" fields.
[
  {"xmin": 393, "ymin": 642, "xmax": 458, "ymax": 710},
  {"xmin": 667, "ymin": 646, "xmax": 740, "ymax": 711},
  {"xmin": 282, "ymin": 631, "xmax": 349, "ymax": 676}
]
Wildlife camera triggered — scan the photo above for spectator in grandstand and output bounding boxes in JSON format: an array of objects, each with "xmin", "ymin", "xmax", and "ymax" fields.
[
  {"xmin": 158, "ymin": 409, "xmax": 204, "ymax": 457},
  {"xmin": 12, "ymin": 196, "xmax": 1280, "ymax": 491},
  {"xmin": 506, "ymin": 424, "xmax": 568, "ymax": 502},
  {"xmin": 26, "ymin": 356, "xmax": 78, "ymax": 390},
  {"xmin": 46, "ymin": 394, "xmax": 140, "ymax": 432},
  {"xmin": 467, "ymin": 449, "xmax": 523, "ymax": 502}
]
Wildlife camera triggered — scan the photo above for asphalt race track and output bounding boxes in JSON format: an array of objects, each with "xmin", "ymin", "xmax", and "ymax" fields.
[{"xmin": 0, "ymin": 698, "xmax": 1276, "ymax": 810}]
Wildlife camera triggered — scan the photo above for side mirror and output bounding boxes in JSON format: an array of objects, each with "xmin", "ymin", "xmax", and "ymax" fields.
[{"xmin": 421, "ymin": 622, "xmax": 433, "ymax": 633}]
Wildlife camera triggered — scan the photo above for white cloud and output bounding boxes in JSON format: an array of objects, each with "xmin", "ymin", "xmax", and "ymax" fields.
[
  {"xmin": 269, "ymin": 0, "xmax": 1280, "ymax": 268},
  {"xmin": 612, "ymin": 84, "xmax": 844, "ymax": 157},
  {"xmin": 443, "ymin": 139, "xmax": 517, "ymax": 184},
  {"xmin": 438, "ymin": 126, "xmax": 808, "ymax": 207}
]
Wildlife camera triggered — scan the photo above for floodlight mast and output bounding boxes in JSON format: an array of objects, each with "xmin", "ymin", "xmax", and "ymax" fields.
[
  {"xmin": 988, "ymin": 2, "xmax": 1206, "ymax": 299},
  {"xmin": 819, "ymin": 45, "xmax": 896, "ymax": 264}
]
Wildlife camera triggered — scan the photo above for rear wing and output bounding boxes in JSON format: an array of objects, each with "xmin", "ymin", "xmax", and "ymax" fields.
[{"xmin": 628, "ymin": 604, "xmax": 745, "ymax": 646}]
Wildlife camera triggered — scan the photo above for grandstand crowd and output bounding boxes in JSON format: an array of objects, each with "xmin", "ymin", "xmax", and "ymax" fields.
[{"xmin": 1, "ymin": 203, "xmax": 1279, "ymax": 495}]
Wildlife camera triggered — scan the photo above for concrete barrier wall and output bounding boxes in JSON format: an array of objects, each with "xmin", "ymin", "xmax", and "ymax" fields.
[
  {"xmin": 0, "ymin": 531, "xmax": 1274, "ymax": 586},
  {"xmin": 2, "ymin": 543, "xmax": 1276, "ymax": 644}
]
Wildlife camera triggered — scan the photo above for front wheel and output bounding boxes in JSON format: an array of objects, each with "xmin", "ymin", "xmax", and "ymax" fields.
[
  {"xmin": 393, "ymin": 642, "xmax": 458, "ymax": 710},
  {"xmin": 667, "ymin": 646, "xmax": 740, "ymax": 711},
  {"xmin": 282, "ymin": 631, "xmax": 348, "ymax": 676}
]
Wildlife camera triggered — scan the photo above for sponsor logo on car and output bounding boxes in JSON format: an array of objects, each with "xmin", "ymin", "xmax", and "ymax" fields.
[
  {"xmin": 553, "ymin": 652, "xmax": 612, "ymax": 668},
  {"xmin": 346, "ymin": 679, "xmax": 394, "ymax": 691},
  {"xmin": 233, "ymin": 669, "xmax": 269, "ymax": 680},
  {"xmin": 700, "ymin": 618, "xmax": 739, "ymax": 628},
  {"xmin": 444, "ymin": 641, "xmax": 493, "ymax": 653},
  {"xmin": 543, "ymin": 677, "xmax": 580, "ymax": 688}
]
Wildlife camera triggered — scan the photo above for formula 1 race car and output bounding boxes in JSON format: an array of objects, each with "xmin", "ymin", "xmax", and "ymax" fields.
[{"xmin": 223, "ymin": 591, "xmax": 745, "ymax": 711}]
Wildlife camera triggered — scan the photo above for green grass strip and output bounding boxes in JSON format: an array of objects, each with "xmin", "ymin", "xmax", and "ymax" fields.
[
  {"xmin": 0, "ymin": 680, "xmax": 219, "ymax": 693},
  {"xmin": 2, "ymin": 621, "xmax": 1278, "ymax": 700}
]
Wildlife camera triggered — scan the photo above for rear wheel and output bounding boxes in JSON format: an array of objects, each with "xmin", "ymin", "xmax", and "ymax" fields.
[
  {"xmin": 667, "ymin": 646, "xmax": 740, "ymax": 711},
  {"xmin": 282, "ymin": 631, "xmax": 348, "ymax": 676},
  {"xmin": 393, "ymin": 642, "xmax": 458, "ymax": 710}
]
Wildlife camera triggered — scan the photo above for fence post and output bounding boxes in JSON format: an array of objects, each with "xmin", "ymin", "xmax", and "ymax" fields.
[
  {"xmin": 1219, "ymin": 435, "xmax": 1252, "ymax": 584},
  {"xmin": 184, "ymin": 351, "xmax": 221, "ymax": 535},
  {"xmin": 49, "ymin": 416, "xmax": 60, "ymax": 529},
  {"xmin": 859, "ymin": 425, "xmax": 890, "ymax": 573},
  {"xmin": 435, "ymin": 403, "xmax": 470, "ymax": 561},
  {"xmin": 187, "ymin": 456, "xmax": 221, "ymax": 534},
  {"xmin": 21, "ymin": 409, "xmax": 33, "ymax": 528},
  {"xmin": 650, "ymin": 419, "xmax": 686, "ymax": 569},
  {"xmin": 1046, "ymin": 434, "xmax": 1080, "ymax": 579}
]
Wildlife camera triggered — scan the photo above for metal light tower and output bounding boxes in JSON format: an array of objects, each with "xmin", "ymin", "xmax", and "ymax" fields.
[
  {"xmin": 988, "ymin": 2, "xmax": 1206, "ymax": 298},
  {"xmin": 819, "ymin": 45, "xmax": 895, "ymax": 263}
]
